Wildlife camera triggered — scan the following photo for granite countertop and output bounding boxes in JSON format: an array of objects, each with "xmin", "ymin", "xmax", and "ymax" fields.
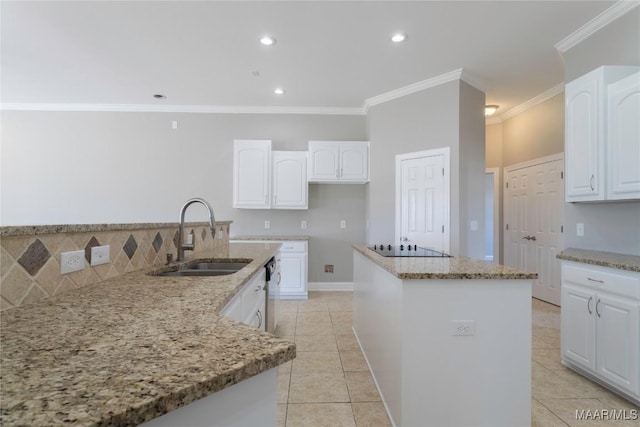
[
  {"xmin": 557, "ymin": 248, "xmax": 640, "ymax": 273},
  {"xmin": 231, "ymin": 235, "xmax": 310, "ymax": 241},
  {"xmin": 0, "ymin": 221, "xmax": 233, "ymax": 237},
  {"xmin": 353, "ymin": 244, "xmax": 537, "ymax": 280},
  {"xmin": 0, "ymin": 243, "xmax": 295, "ymax": 427}
]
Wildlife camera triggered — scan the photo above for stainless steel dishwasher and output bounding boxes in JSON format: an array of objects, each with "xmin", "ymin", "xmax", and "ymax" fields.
[{"xmin": 264, "ymin": 256, "xmax": 280, "ymax": 333}]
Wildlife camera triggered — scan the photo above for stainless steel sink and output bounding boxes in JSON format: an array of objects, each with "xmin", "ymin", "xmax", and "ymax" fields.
[{"xmin": 149, "ymin": 259, "xmax": 251, "ymax": 277}]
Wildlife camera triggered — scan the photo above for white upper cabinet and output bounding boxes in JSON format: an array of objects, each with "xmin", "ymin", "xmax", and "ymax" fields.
[
  {"xmin": 308, "ymin": 141, "xmax": 369, "ymax": 183},
  {"xmin": 272, "ymin": 151, "xmax": 308, "ymax": 209},
  {"xmin": 233, "ymin": 140, "xmax": 271, "ymax": 209},
  {"xmin": 607, "ymin": 72, "xmax": 640, "ymax": 200},
  {"xmin": 233, "ymin": 140, "xmax": 308, "ymax": 210},
  {"xmin": 565, "ymin": 66, "xmax": 639, "ymax": 202}
]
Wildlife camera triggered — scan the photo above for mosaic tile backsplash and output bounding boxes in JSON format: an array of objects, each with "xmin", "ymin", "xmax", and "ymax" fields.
[{"xmin": 0, "ymin": 222, "xmax": 231, "ymax": 311}]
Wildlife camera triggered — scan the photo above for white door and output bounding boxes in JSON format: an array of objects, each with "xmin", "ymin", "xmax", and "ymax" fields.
[
  {"xmin": 505, "ymin": 155, "xmax": 564, "ymax": 305},
  {"xmin": 396, "ymin": 149, "xmax": 449, "ymax": 253}
]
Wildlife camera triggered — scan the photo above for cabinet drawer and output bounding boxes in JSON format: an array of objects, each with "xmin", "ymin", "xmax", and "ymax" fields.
[
  {"xmin": 279, "ymin": 241, "xmax": 307, "ymax": 253},
  {"xmin": 563, "ymin": 263, "xmax": 640, "ymax": 300},
  {"xmin": 242, "ymin": 270, "xmax": 266, "ymax": 316}
]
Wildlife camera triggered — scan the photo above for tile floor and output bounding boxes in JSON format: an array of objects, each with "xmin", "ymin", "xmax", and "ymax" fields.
[{"xmin": 275, "ymin": 292, "xmax": 639, "ymax": 427}]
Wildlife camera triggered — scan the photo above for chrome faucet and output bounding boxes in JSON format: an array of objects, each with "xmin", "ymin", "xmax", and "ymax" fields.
[{"xmin": 177, "ymin": 197, "xmax": 216, "ymax": 262}]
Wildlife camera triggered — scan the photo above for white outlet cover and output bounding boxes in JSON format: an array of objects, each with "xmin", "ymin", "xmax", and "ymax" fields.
[
  {"xmin": 264, "ymin": 220, "xmax": 271, "ymax": 229},
  {"xmin": 340, "ymin": 220, "xmax": 346, "ymax": 229},
  {"xmin": 60, "ymin": 250, "xmax": 85, "ymax": 274},
  {"xmin": 91, "ymin": 245, "xmax": 110, "ymax": 266},
  {"xmin": 301, "ymin": 220, "xmax": 307, "ymax": 230}
]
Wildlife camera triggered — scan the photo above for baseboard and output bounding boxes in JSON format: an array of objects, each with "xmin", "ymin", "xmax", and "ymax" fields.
[{"xmin": 307, "ymin": 282, "xmax": 354, "ymax": 291}]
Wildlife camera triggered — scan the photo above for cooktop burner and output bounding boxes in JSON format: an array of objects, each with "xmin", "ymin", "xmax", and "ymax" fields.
[{"xmin": 368, "ymin": 244, "xmax": 451, "ymax": 257}]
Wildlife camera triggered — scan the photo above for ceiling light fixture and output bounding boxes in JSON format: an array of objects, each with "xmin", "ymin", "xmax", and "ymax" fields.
[
  {"xmin": 391, "ymin": 33, "xmax": 407, "ymax": 43},
  {"xmin": 260, "ymin": 35, "xmax": 276, "ymax": 46},
  {"xmin": 153, "ymin": 94, "xmax": 167, "ymax": 100},
  {"xmin": 274, "ymin": 88, "xmax": 286, "ymax": 95},
  {"xmin": 485, "ymin": 105, "xmax": 499, "ymax": 116}
]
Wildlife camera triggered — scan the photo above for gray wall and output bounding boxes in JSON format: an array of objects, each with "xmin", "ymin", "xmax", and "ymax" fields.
[
  {"xmin": 562, "ymin": 7, "xmax": 640, "ymax": 255},
  {"xmin": 1, "ymin": 111, "xmax": 367, "ymax": 281},
  {"xmin": 365, "ymin": 80, "xmax": 486, "ymax": 257}
]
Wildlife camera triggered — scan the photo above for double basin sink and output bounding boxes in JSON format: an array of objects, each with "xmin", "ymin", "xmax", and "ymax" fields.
[{"xmin": 149, "ymin": 259, "xmax": 252, "ymax": 277}]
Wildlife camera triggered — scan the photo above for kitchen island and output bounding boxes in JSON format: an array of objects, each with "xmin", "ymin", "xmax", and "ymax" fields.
[
  {"xmin": 352, "ymin": 245, "xmax": 537, "ymax": 427},
  {"xmin": 0, "ymin": 243, "xmax": 295, "ymax": 427}
]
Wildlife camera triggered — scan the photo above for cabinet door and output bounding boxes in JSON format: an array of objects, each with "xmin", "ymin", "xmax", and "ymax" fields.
[
  {"xmin": 561, "ymin": 284, "xmax": 597, "ymax": 371},
  {"xmin": 233, "ymin": 140, "xmax": 271, "ymax": 209},
  {"xmin": 595, "ymin": 293, "xmax": 639, "ymax": 395},
  {"xmin": 272, "ymin": 152, "xmax": 308, "ymax": 209},
  {"xmin": 607, "ymin": 72, "xmax": 640, "ymax": 200},
  {"xmin": 340, "ymin": 143, "xmax": 369, "ymax": 182},
  {"xmin": 308, "ymin": 143, "xmax": 340, "ymax": 182},
  {"xmin": 565, "ymin": 75, "xmax": 603, "ymax": 201},
  {"xmin": 279, "ymin": 253, "xmax": 306, "ymax": 297}
]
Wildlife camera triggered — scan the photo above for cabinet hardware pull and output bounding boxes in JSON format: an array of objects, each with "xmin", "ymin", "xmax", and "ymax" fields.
[
  {"xmin": 587, "ymin": 277, "xmax": 604, "ymax": 284},
  {"xmin": 530, "ymin": 236, "xmax": 536, "ymax": 241},
  {"xmin": 256, "ymin": 310, "xmax": 262, "ymax": 328},
  {"xmin": 595, "ymin": 299, "xmax": 601, "ymax": 318},
  {"xmin": 590, "ymin": 174, "xmax": 595, "ymax": 191},
  {"xmin": 587, "ymin": 296, "xmax": 593, "ymax": 315},
  {"xmin": 255, "ymin": 285, "xmax": 263, "ymax": 292}
]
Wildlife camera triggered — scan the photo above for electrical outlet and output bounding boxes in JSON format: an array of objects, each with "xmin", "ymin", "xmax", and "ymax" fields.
[
  {"xmin": 264, "ymin": 220, "xmax": 271, "ymax": 230},
  {"xmin": 340, "ymin": 220, "xmax": 346, "ymax": 229},
  {"xmin": 470, "ymin": 220, "xmax": 478, "ymax": 231},
  {"xmin": 60, "ymin": 250, "xmax": 85, "ymax": 274},
  {"xmin": 576, "ymin": 223, "xmax": 584, "ymax": 237},
  {"xmin": 324, "ymin": 264, "xmax": 334, "ymax": 273},
  {"xmin": 451, "ymin": 320, "xmax": 476, "ymax": 336},
  {"xmin": 91, "ymin": 245, "xmax": 110, "ymax": 266},
  {"xmin": 301, "ymin": 220, "xmax": 307, "ymax": 230}
]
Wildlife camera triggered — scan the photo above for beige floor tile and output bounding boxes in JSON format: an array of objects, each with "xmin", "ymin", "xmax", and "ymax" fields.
[
  {"xmin": 297, "ymin": 311, "xmax": 332, "ymax": 323},
  {"xmin": 286, "ymin": 403, "xmax": 356, "ymax": 427},
  {"xmin": 295, "ymin": 334, "xmax": 338, "ymax": 352},
  {"xmin": 351, "ymin": 402, "xmax": 392, "ymax": 427},
  {"xmin": 328, "ymin": 300, "xmax": 354, "ymax": 312},
  {"xmin": 297, "ymin": 300, "xmax": 330, "ymax": 312},
  {"xmin": 331, "ymin": 311, "xmax": 354, "ymax": 334},
  {"xmin": 280, "ymin": 300, "xmax": 299, "ymax": 313},
  {"xmin": 533, "ymin": 348, "xmax": 564, "ymax": 370},
  {"xmin": 340, "ymin": 350, "xmax": 369, "ymax": 371},
  {"xmin": 276, "ymin": 321, "xmax": 296, "ymax": 337},
  {"xmin": 288, "ymin": 372, "xmax": 350, "ymax": 403},
  {"xmin": 278, "ymin": 360, "xmax": 292, "ymax": 375},
  {"xmin": 292, "ymin": 351, "xmax": 344, "ymax": 374},
  {"xmin": 295, "ymin": 320, "xmax": 335, "ymax": 336},
  {"xmin": 597, "ymin": 393, "xmax": 640, "ymax": 410},
  {"xmin": 532, "ymin": 398, "xmax": 570, "ymax": 427},
  {"xmin": 278, "ymin": 371, "xmax": 291, "ymax": 404},
  {"xmin": 532, "ymin": 326, "xmax": 562, "ymax": 349},
  {"xmin": 539, "ymin": 398, "xmax": 639, "ymax": 427},
  {"xmin": 345, "ymin": 371, "xmax": 381, "ymax": 402},
  {"xmin": 336, "ymin": 333, "xmax": 360, "ymax": 351},
  {"xmin": 278, "ymin": 403, "xmax": 287, "ymax": 427},
  {"xmin": 532, "ymin": 362, "xmax": 611, "ymax": 400}
]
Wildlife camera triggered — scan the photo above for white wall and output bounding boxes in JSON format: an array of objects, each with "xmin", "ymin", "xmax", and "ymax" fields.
[
  {"xmin": 0, "ymin": 110, "xmax": 367, "ymax": 281},
  {"xmin": 365, "ymin": 80, "xmax": 486, "ymax": 257}
]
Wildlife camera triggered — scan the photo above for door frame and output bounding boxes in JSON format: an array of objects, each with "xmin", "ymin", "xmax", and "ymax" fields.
[
  {"xmin": 395, "ymin": 147, "xmax": 450, "ymax": 252},
  {"xmin": 485, "ymin": 167, "xmax": 501, "ymax": 263}
]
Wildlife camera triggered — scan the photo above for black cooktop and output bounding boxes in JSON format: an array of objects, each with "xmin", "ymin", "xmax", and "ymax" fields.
[{"xmin": 368, "ymin": 244, "xmax": 451, "ymax": 257}]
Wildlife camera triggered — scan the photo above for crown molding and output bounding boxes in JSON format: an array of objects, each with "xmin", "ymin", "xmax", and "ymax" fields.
[
  {"xmin": 0, "ymin": 103, "xmax": 365, "ymax": 115},
  {"xmin": 363, "ymin": 68, "xmax": 463, "ymax": 112},
  {"xmin": 487, "ymin": 83, "xmax": 565, "ymax": 124},
  {"xmin": 555, "ymin": 0, "xmax": 639, "ymax": 53}
]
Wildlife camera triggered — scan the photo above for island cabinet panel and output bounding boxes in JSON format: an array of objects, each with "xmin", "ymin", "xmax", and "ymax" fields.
[
  {"xmin": 140, "ymin": 368, "xmax": 277, "ymax": 427},
  {"xmin": 353, "ymin": 251, "xmax": 532, "ymax": 427}
]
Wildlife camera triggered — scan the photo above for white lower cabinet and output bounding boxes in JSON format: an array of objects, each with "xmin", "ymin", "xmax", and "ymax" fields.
[
  {"xmin": 221, "ymin": 268, "xmax": 266, "ymax": 331},
  {"xmin": 561, "ymin": 261, "xmax": 640, "ymax": 404},
  {"xmin": 232, "ymin": 240, "xmax": 308, "ymax": 299}
]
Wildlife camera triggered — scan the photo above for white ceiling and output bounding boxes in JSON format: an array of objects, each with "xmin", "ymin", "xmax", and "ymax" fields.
[{"xmin": 1, "ymin": 1, "xmax": 618, "ymax": 118}]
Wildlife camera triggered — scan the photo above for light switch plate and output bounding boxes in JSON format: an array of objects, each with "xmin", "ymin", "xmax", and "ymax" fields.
[{"xmin": 576, "ymin": 223, "xmax": 584, "ymax": 237}]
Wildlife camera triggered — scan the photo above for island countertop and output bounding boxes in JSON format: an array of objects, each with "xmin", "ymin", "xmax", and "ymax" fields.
[
  {"xmin": 353, "ymin": 244, "xmax": 537, "ymax": 280},
  {"xmin": 0, "ymin": 243, "xmax": 295, "ymax": 427}
]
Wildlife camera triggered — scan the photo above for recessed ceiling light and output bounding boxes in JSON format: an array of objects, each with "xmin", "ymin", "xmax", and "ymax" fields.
[
  {"xmin": 274, "ymin": 88, "xmax": 286, "ymax": 95},
  {"xmin": 153, "ymin": 94, "xmax": 167, "ymax": 100},
  {"xmin": 260, "ymin": 35, "xmax": 276, "ymax": 46},
  {"xmin": 485, "ymin": 105, "xmax": 499, "ymax": 116},
  {"xmin": 391, "ymin": 33, "xmax": 407, "ymax": 43}
]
